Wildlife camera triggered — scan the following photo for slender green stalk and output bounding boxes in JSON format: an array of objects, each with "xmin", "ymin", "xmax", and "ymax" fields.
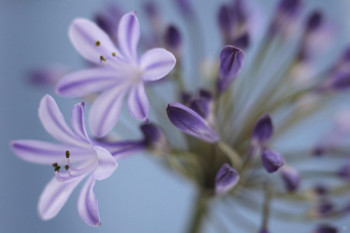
[{"xmin": 187, "ymin": 193, "xmax": 209, "ymax": 233}]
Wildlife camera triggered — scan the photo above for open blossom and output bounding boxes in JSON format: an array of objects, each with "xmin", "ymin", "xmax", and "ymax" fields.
[
  {"xmin": 11, "ymin": 95, "xmax": 121, "ymax": 226},
  {"xmin": 56, "ymin": 12, "xmax": 176, "ymax": 138}
]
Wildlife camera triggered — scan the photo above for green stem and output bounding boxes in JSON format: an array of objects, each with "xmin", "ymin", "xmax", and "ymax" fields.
[{"xmin": 187, "ymin": 193, "xmax": 209, "ymax": 233}]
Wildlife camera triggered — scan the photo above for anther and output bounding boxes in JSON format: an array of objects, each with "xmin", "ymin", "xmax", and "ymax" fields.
[
  {"xmin": 64, "ymin": 165, "xmax": 70, "ymax": 171},
  {"xmin": 112, "ymin": 52, "xmax": 116, "ymax": 57},
  {"xmin": 100, "ymin": 55, "xmax": 107, "ymax": 62},
  {"xmin": 95, "ymin": 41, "xmax": 101, "ymax": 46},
  {"xmin": 52, "ymin": 162, "xmax": 58, "ymax": 168},
  {"xmin": 54, "ymin": 165, "xmax": 61, "ymax": 172},
  {"xmin": 65, "ymin": 150, "xmax": 70, "ymax": 159}
]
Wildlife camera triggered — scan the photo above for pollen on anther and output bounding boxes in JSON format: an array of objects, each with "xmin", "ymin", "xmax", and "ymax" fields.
[
  {"xmin": 65, "ymin": 150, "xmax": 70, "ymax": 159},
  {"xmin": 52, "ymin": 162, "xmax": 58, "ymax": 168},
  {"xmin": 112, "ymin": 52, "xmax": 116, "ymax": 57},
  {"xmin": 95, "ymin": 41, "xmax": 101, "ymax": 46},
  {"xmin": 64, "ymin": 165, "xmax": 69, "ymax": 171},
  {"xmin": 54, "ymin": 165, "xmax": 61, "ymax": 172},
  {"xmin": 100, "ymin": 55, "xmax": 107, "ymax": 62}
]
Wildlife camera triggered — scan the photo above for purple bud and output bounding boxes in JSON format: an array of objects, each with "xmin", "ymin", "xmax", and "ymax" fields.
[
  {"xmin": 28, "ymin": 65, "xmax": 67, "ymax": 86},
  {"xmin": 174, "ymin": 0, "xmax": 193, "ymax": 16},
  {"xmin": 311, "ymin": 146, "xmax": 327, "ymax": 157},
  {"xmin": 270, "ymin": 0, "xmax": 302, "ymax": 35},
  {"xmin": 252, "ymin": 114, "xmax": 273, "ymax": 144},
  {"xmin": 261, "ymin": 150, "xmax": 284, "ymax": 173},
  {"xmin": 337, "ymin": 164, "xmax": 350, "ymax": 182},
  {"xmin": 164, "ymin": 25, "xmax": 182, "ymax": 57},
  {"xmin": 215, "ymin": 163, "xmax": 240, "ymax": 195},
  {"xmin": 313, "ymin": 184, "xmax": 328, "ymax": 196},
  {"xmin": 314, "ymin": 224, "xmax": 338, "ymax": 233},
  {"xmin": 217, "ymin": 45, "xmax": 245, "ymax": 93},
  {"xmin": 144, "ymin": 1, "xmax": 158, "ymax": 18},
  {"xmin": 167, "ymin": 102, "xmax": 220, "ymax": 143},
  {"xmin": 317, "ymin": 200, "xmax": 334, "ymax": 216},
  {"xmin": 327, "ymin": 72, "xmax": 350, "ymax": 91},
  {"xmin": 199, "ymin": 89, "xmax": 213, "ymax": 100},
  {"xmin": 280, "ymin": 166, "xmax": 300, "ymax": 192},
  {"xmin": 306, "ymin": 11, "xmax": 323, "ymax": 33},
  {"xmin": 232, "ymin": 32, "xmax": 250, "ymax": 49},
  {"xmin": 181, "ymin": 91, "xmax": 194, "ymax": 105},
  {"xmin": 276, "ymin": 0, "xmax": 301, "ymax": 18},
  {"xmin": 218, "ymin": 5, "xmax": 232, "ymax": 36},
  {"xmin": 140, "ymin": 123, "xmax": 168, "ymax": 151},
  {"xmin": 189, "ymin": 90, "xmax": 213, "ymax": 119}
]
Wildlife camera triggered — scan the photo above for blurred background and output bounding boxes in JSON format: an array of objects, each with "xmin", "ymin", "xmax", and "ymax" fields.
[{"xmin": 1, "ymin": 0, "xmax": 350, "ymax": 232}]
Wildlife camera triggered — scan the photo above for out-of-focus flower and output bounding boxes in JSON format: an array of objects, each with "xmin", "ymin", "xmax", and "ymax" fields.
[
  {"xmin": 56, "ymin": 12, "xmax": 176, "ymax": 138},
  {"xmin": 261, "ymin": 150, "xmax": 284, "ymax": 173},
  {"xmin": 215, "ymin": 163, "xmax": 239, "ymax": 195},
  {"xmin": 280, "ymin": 165, "xmax": 300, "ymax": 192}
]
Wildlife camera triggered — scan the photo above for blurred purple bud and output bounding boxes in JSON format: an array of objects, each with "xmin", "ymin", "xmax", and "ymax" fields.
[
  {"xmin": 327, "ymin": 72, "xmax": 350, "ymax": 91},
  {"xmin": 217, "ymin": 45, "xmax": 245, "ymax": 93},
  {"xmin": 199, "ymin": 89, "xmax": 213, "ymax": 100},
  {"xmin": 167, "ymin": 102, "xmax": 220, "ymax": 143},
  {"xmin": 218, "ymin": 5, "xmax": 232, "ymax": 36},
  {"xmin": 28, "ymin": 65, "xmax": 68, "ymax": 87},
  {"xmin": 311, "ymin": 146, "xmax": 327, "ymax": 157},
  {"xmin": 164, "ymin": 25, "xmax": 182, "ymax": 57},
  {"xmin": 231, "ymin": 0, "xmax": 247, "ymax": 23},
  {"xmin": 270, "ymin": 0, "xmax": 302, "ymax": 35},
  {"xmin": 140, "ymin": 123, "xmax": 168, "ymax": 151},
  {"xmin": 181, "ymin": 91, "xmax": 194, "ymax": 105},
  {"xmin": 337, "ymin": 164, "xmax": 350, "ymax": 182},
  {"xmin": 314, "ymin": 224, "xmax": 338, "ymax": 233},
  {"xmin": 317, "ymin": 199, "xmax": 334, "ymax": 216},
  {"xmin": 174, "ymin": 0, "xmax": 193, "ymax": 16},
  {"xmin": 190, "ymin": 89, "xmax": 213, "ymax": 119},
  {"xmin": 215, "ymin": 163, "xmax": 240, "ymax": 195},
  {"xmin": 313, "ymin": 184, "xmax": 328, "ymax": 196},
  {"xmin": 252, "ymin": 114, "xmax": 273, "ymax": 144},
  {"xmin": 261, "ymin": 150, "xmax": 284, "ymax": 173},
  {"xmin": 306, "ymin": 11, "xmax": 323, "ymax": 33},
  {"xmin": 232, "ymin": 32, "xmax": 250, "ymax": 49},
  {"xmin": 280, "ymin": 166, "xmax": 300, "ymax": 192},
  {"xmin": 144, "ymin": 1, "xmax": 158, "ymax": 18},
  {"xmin": 94, "ymin": 4, "xmax": 123, "ymax": 41}
]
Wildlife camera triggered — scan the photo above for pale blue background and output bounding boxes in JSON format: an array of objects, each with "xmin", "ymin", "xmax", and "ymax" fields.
[{"xmin": 0, "ymin": 0, "xmax": 350, "ymax": 232}]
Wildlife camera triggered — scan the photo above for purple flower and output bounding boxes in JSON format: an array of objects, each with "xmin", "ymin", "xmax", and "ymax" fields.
[
  {"xmin": 270, "ymin": 0, "xmax": 302, "ymax": 35},
  {"xmin": 11, "ymin": 95, "xmax": 120, "ymax": 226},
  {"xmin": 337, "ymin": 163, "xmax": 350, "ymax": 182},
  {"xmin": 314, "ymin": 224, "xmax": 338, "ymax": 233},
  {"xmin": 217, "ymin": 45, "xmax": 245, "ymax": 93},
  {"xmin": 164, "ymin": 25, "xmax": 182, "ymax": 58},
  {"xmin": 140, "ymin": 123, "xmax": 168, "ymax": 151},
  {"xmin": 252, "ymin": 114, "xmax": 273, "ymax": 144},
  {"xmin": 189, "ymin": 90, "xmax": 213, "ymax": 119},
  {"xmin": 56, "ymin": 12, "xmax": 176, "ymax": 138},
  {"xmin": 215, "ymin": 163, "xmax": 240, "ymax": 195},
  {"xmin": 261, "ymin": 150, "xmax": 284, "ymax": 173},
  {"xmin": 166, "ymin": 102, "xmax": 219, "ymax": 143},
  {"xmin": 280, "ymin": 165, "xmax": 300, "ymax": 192}
]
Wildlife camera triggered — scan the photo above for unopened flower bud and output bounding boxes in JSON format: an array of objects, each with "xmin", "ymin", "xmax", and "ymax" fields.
[
  {"xmin": 252, "ymin": 114, "xmax": 273, "ymax": 145},
  {"xmin": 280, "ymin": 165, "xmax": 300, "ymax": 192},
  {"xmin": 261, "ymin": 150, "xmax": 284, "ymax": 173},
  {"xmin": 215, "ymin": 163, "xmax": 240, "ymax": 195}
]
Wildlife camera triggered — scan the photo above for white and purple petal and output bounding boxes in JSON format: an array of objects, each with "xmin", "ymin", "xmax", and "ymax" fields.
[
  {"xmin": 127, "ymin": 83, "xmax": 149, "ymax": 121},
  {"xmin": 77, "ymin": 176, "xmax": 101, "ymax": 226},
  {"xmin": 69, "ymin": 18, "xmax": 121, "ymax": 64},
  {"xmin": 93, "ymin": 146, "xmax": 118, "ymax": 180},
  {"xmin": 215, "ymin": 163, "xmax": 240, "ymax": 195},
  {"xmin": 118, "ymin": 12, "xmax": 140, "ymax": 62},
  {"xmin": 56, "ymin": 68, "xmax": 123, "ymax": 98},
  {"xmin": 71, "ymin": 102, "xmax": 90, "ymax": 143},
  {"xmin": 39, "ymin": 95, "xmax": 88, "ymax": 147},
  {"xmin": 166, "ymin": 102, "xmax": 220, "ymax": 143},
  {"xmin": 89, "ymin": 86, "xmax": 128, "ymax": 138},
  {"xmin": 140, "ymin": 48, "xmax": 176, "ymax": 81},
  {"xmin": 11, "ymin": 140, "xmax": 93, "ymax": 165},
  {"xmin": 38, "ymin": 175, "xmax": 85, "ymax": 220}
]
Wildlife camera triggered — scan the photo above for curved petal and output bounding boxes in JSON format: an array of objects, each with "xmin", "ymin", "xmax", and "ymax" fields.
[
  {"xmin": 39, "ymin": 95, "xmax": 88, "ymax": 147},
  {"xmin": 118, "ymin": 12, "xmax": 140, "ymax": 62},
  {"xmin": 89, "ymin": 86, "xmax": 128, "ymax": 138},
  {"xmin": 56, "ymin": 68, "xmax": 122, "ymax": 98},
  {"xmin": 38, "ymin": 175, "xmax": 85, "ymax": 220},
  {"xmin": 77, "ymin": 176, "xmax": 101, "ymax": 226},
  {"xmin": 11, "ymin": 140, "xmax": 93, "ymax": 164},
  {"xmin": 69, "ymin": 18, "xmax": 121, "ymax": 64},
  {"xmin": 71, "ymin": 102, "xmax": 90, "ymax": 143},
  {"xmin": 93, "ymin": 146, "xmax": 118, "ymax": 180},
  {"xmin": 140, "ymin": 48, "xmax": 176, "ymax": 81},
  {"xmin": 127, "ymin": 83, "xmax": 149, "ymax": 121},
  {"xmin": 166, "ymin": 102, "xmax": 220, "ymax": 143}
]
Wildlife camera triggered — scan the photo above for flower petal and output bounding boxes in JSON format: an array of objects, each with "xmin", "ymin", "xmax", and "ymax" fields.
[
  {"xmin": 127, "ymin": 83, "xmax": 149, "ymax": 121},
  {"xmin": 11, "ymin": 140, "xmax": 93, "ymax": 164},
  {"xmin": 166, "ymin": 102, "xmax": 220, "ymax": 143},
  {"xmin": 252, "ymin": 114, "xmax": 274, "ymax": 144},
  {"xmin": 38, "ymin": 175, "xmax": 84, "ymax": 220},
  {"xmin": 93, "ymin": 146, "xmax": 118, "ymax": 180},
  {"xmin": 140, "ymin": 48, "xmax": 176, "ymax": 81},
  {"xmin": 215, "ymin": 163, "xmax": 240, "ymax": 195},
  {"xmin": 118, "ymin": 12, "xmax": 140, "ymax": 62},
  {"xmin": 69, "ymin": 18, "xmax": 121, "ymax": 64},
  {"xmin": 89, "ymin": 86, "xmax": 127, "ymax": 138},
  {"xmin": 77, "ymin": 176, "xmax": 101, "ymax": 226},
  {"xmin": 71, "ymin": 102, "xmax": 90, "ymax": 142},
  {"xmin": 39, "ymin": 95, "xmax": 87, "ymax": 147},
  {"xmin": 56, "ymin": 68, "xmax": 123, "ymax": 98}
]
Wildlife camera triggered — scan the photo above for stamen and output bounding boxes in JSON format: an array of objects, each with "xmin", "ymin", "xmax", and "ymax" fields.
[
  {"xmin": 95, "ymin": 41, "xmax": 101, "ymax": 46},
  {"xmin": 64, "ymin": 165, "xmax": 70, "ymax": 171},
  {"xmin": 52, "ymin": 162, "xmax": 58, "ymax": 168},
  {"xmin": 54, "ymin": 165, "xmax": 61, "ymax": 172},
  {"xmin": 100, "ymin": 55, "xmax": 107, "ymax": 62},
  {"xmin": 112, "ymin": 52, "xmax": 116, "ymax": 57},
  {"xmin": 65, "ymin": 150, "xmax": 70, "ymax": 158}
]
